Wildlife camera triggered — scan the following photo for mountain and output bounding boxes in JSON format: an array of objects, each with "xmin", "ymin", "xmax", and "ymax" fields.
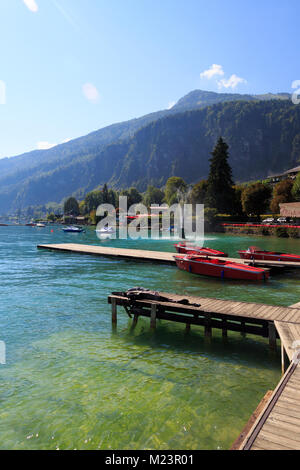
[
  {"xmin": 0, "ymin": 90, "xmax": 296, "ymax": 213},
  {"xmin": 171, "ymin": 90, "xmax": 290, "ymax": 112}
]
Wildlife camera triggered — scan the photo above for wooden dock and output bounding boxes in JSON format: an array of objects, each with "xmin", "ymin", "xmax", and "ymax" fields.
[
  {"xmin": 108, "ymin": 289, "xmax": 300, "ymax": 450},
  {"xmin": 37, "ymin": 243, "xmax": 300, "ymax": 270}
]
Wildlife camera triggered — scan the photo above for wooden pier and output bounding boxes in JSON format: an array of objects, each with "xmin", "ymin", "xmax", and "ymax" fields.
[
  {"xmin": 37, "ymin": 243, "xmax": 300, "ymax": 270},
  {"xmin": 108, "ymin": 289, "xmax": 300, "ymax": 450},
  {"xmin": 38, "ymin": 243, "xmax": 300, "ymax": 448}
]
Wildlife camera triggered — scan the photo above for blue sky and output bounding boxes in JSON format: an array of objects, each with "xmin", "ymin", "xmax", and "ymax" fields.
[{"xmin": 0, "ymin": 0, "xmax": 299, "ymax": 158}]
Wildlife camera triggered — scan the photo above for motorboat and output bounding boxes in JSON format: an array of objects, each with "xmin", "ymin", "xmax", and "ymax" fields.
[
  {"xmin": 174, "ymin": 254, "xmax": 269, "ymax": 281},
  {"xmin": 36, "ymin": 223, "xmax": 46, "ymax": 228},
  {"xmin": 96, "ymin": 226, "xmax": 116, "ymax": 234},
  {"xmin": 63, "ymin": 226, "xmax": 85, "ymax": 233},
  {"xmin": 174, "ymin": 242, "xmax": 228, "ymax": 257},
  {"xmin": 238, "ymin": 246, "xmax": 300, "ymax": 263}
]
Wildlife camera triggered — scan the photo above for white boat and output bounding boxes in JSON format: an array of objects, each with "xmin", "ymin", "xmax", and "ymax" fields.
[
  {"xmin": 63, "ymin": 226, "xmax": 85, "ymax": 233},
  {"xmin": 36, "ymin": 223, "xmax": 46, "ymax": 228},
  {"xmin": 96, "ymin": 226, "xmax": 116, "ymax": 234}
]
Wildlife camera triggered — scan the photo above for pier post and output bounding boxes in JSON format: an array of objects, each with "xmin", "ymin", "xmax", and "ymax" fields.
[
  {"xmin": 204, "ymin": 313, "xmax": 212, "ymax": 339},
  {"xmin": 268, "ymin": 322, "xmax": 277, "ymax": 352},
  {"xmin": 222, "ymin": 319, "xmax": 228, "ymax": 339},
  {"xmin": 241, "ymin": 320, "xmax": 246, "ymax": 337},
  {"xmin": 111, "ymin": 298, "xmax": 117, "ymax": 326},
  {"xmin": 132, "ymin": 313, "xmax": 139, "ymax": 329},
  {"xmin": 281, "ymin": 343, "xmax": 289, "ymax": 376},
  {"xmin": 150, "ymin": 304, "xmax": 157, "ymax": 329}
]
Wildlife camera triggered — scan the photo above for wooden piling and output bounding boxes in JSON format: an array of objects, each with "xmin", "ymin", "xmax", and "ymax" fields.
[
  {"xmin": 268, "ymin": 322, "xmax": 277, "ymax": 351},
  {"xmin": 150, "ymin": 304, "xmax": 157, "ymax": 329},
  {"xmin": 281, "ymin": 343, "xmax": 289, "ymax": 375},
  {"xmin": 222, "ymin": 319, "xmax": 228, "ymax": 339},
  {"xmin": 111, "ymin": 298, "xmax": 117, "ymax": 325},
  {"xmin": 241, "ymin": 320, "xmax": 246, "ymax": 337},
  {"xmin": 204, "ymin": 313, "xmax": 212, "ymax": 339},
  {"xmin": 132, "ymin": 313, "xmax": 139, "ymax": 329}
]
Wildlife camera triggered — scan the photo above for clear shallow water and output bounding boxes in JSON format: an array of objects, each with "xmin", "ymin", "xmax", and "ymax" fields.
[{"xmin": 1, "ymin": 226, "xmax": 300, "ymax": 449}]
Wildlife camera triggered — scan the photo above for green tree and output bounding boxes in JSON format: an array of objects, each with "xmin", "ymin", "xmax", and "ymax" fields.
[
  {"xmin": 120, "ymin": 187, "xmax": 142, "ymax": 207},
  {"xmin": 189, "ymin": 180, "xmax": 208, "ymax": 205},
  {"xmin": 143, "ymin": 185, "xmax": 165, "ymax": 207},
  {"xmin": 84, "ymin": 191, "xmax": 103, "ymax": 213},
  {"xmin": 241, "ymin": 182, "xmax": 272, "ymax": 216},
  {"xmin": 270, "ymin": 179, "xmax": 294, "ymax": 214},
  {"xmin": 205, "ymin": 137, "xmax": 235, "ymax": 213},
  {"xmin": 164, "ymin": 177, "xmax": 187, "ymax": 206},
  {"xmin": 232, "ymin": 185, "xmax": 246, "ymax": 216},
  {"xmin": 47, "ymin": 212, "xmax": 56, "ymax": 222},
  {"xmin": 292, "ymin": 173, "xmax": 300, "ymax": 201},
  {"xmin": 204, "ymin": 207, "xmax": 218, "ymax": 231},
  {"xmin": 64, "ymin": 197, "xmax": 80, "ymax": 216},
  {"xmin": 102, "ymin": 183, "xmax": 109, "ymax": 204}
]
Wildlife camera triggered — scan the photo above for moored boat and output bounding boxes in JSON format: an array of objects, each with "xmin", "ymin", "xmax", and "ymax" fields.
[
  {"xmin": 174, "ymin": 242, "xmax": 228, "ymax": 257},
  {"xmin": 63, "ymin": 226, "xmax": 85, "ymax": 233},
  {"xmin": 174, "ymin": 254, "xmax": 269, "ymax": 281},
  {"xmin": 238, "ymin": 246, "xmax": 300, "ymax": 263},
  {"xmin": 96, "ymin": 226, "xmax": 116, "ymax": 234}
]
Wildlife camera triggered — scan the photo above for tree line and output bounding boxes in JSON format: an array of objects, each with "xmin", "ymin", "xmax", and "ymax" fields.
[{"xmin": 59, "ymin": 136, "xmax": 300, "ymax": 224}]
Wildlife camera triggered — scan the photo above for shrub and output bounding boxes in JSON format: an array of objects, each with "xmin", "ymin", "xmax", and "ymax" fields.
[
  {"xmin": 288, "ymin": 227, "xmax": 299, "ymax": 238},
  {"xmin": 275, "ymin": 226, "xmax": 289, "ymax": 238}
]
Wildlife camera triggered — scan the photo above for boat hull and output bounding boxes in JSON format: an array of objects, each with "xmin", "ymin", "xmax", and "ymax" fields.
[
  {"xmin": 239, "ymin": 250, "xmax": 300, "ymax": 263},
  {"xmin": 174, "ymin": 255, "xmax": 269, "ymax": 281},
  {"xmin": 174, "ymin": 243, "xmax": 228, "ymax": 257}
]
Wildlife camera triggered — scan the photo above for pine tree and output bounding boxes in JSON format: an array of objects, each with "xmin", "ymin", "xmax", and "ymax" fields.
[{"xmin": 205, "ymin": 137, "xmax": 235, "ymax": 213}]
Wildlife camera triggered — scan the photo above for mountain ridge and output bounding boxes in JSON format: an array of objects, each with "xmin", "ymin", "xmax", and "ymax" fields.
[{"xmin": 0, "ymin": 90, "xmax": 296, "ymax": 213}]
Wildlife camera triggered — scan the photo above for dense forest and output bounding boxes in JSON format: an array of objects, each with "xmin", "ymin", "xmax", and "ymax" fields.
[{"xmin": 0, "ymin": 90, "xmax": 298, "ymax": 214}]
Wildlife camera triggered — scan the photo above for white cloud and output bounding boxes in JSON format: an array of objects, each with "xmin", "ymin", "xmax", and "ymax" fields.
[
  {"xmin": 200, "ymin": 64, "xmax": 224, "ymax": 80},
  {"xmin": 23, "ymin": 0, "xmax": 39, "ymax": 13},
  {"xmin": 37, "ymin": 141, "xmax": 56, "ymax": 150},
  {"xmin": 167, "ymin": 101, "xmax": 176, "ymax": 110},
  {"xmin": 36, "ymin": 138, "xmax": 73, "ymax": 150},
  {"xmin": 218, "ymin": 74, "xmax": 247, "ymax": 89},
  {"xmin": 82, "ymin": 83, "xmax": 100, "ymax": 103}
]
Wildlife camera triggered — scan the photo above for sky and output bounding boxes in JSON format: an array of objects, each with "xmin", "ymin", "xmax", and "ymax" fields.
[{"xmin": 0, "ymin": 0, "xmax": 299, "ymax": 158}]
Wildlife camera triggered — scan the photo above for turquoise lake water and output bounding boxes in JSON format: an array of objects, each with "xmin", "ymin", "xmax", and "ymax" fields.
[{"xmin": 1, "ymin": 226, "xmax": 300, "ymax": 450}]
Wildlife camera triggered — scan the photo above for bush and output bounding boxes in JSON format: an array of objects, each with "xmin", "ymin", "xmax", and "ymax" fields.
[
  {"xmin": 275, "ymin": 226, "xmax": 289, "ymax": 238},
  {"xmin": 204, "ymin": 207, "xmax": 218, "ymax": 231},
  {"xmin": 288, "ymin": 227, "xmax": 299, "ymax": 238},
  {"xmin": 260, "ymin": 227, "xmax": 270, "ymax": 236}
]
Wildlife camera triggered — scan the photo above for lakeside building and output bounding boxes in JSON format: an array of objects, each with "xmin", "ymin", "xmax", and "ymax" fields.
[
  {"xmin": 280, "ymin": 202, "xmax": 300, "ymax": 222},
  {"xmin": 268, "ymin": 165, "xmax": 300, "ymax": 184}
]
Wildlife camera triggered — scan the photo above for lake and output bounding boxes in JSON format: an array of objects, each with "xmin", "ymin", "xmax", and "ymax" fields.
[{"xmin": 1, "ymin": 226, "xmax": 300, "ymax": 449}]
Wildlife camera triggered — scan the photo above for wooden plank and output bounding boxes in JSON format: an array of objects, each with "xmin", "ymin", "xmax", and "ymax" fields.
[
  {"xmin": 230, "ymin": 390, "xmax": 273, "ymax": 450},
  {"xmin": 240, "ymin": 363, "xmax": 298, "ymax": 450},
  {"xmin": 251, "ymin": 433, "xmax": 295, "ymax": 451},
  {"xmin": 38, "ymin": 243, "xmax": 300, "ymax": 269},
  {"xmin": 275, "ymin": 321, "xmax": 298, "ymax": 361}
]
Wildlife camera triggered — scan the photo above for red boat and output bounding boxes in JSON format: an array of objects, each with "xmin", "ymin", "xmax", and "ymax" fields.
[
  {"xmin": 174, "ymin": 254, "xmax": 269, "ymax": 281},
  {"xmin": 238, "ymin": 246, "xmax": 300, "ymax": 263},
  {"xmin": 174, "ymin": 242, "xmax": 228, "ymax": 257}
]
